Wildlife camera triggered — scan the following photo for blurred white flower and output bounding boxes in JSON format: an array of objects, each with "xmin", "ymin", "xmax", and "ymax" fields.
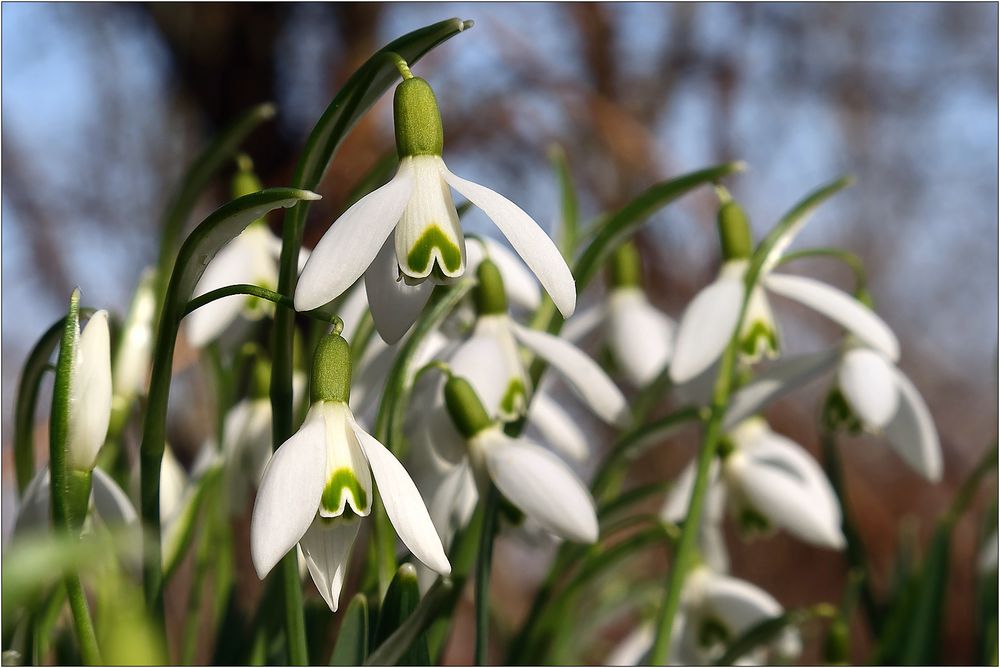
[
  {"xmin": 666, "ymin": 418, "xmax": 845, "ymax": 550},
  {"xmin": 67, "ymin": 310, "xmax": 113, "ymax": 472},
  {"xmin": 14, "ymin": 467, "xmax": 136, "ymax": 537},
  {"xmin": 670, "ymin": 259, "xmax": 899, "ymax": 385},
  {"xmin": 836, "ymin": 342, "xmax": 942, "ymax": 481},
  {"xmin": 112, "ymin": 268, "xmax": 157, "ymax": 410}
]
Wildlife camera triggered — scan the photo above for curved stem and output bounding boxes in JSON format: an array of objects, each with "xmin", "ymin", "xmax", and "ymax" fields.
[
  {"xmin": 182, "ymin": 284, "xmax": 343, "ymax": 331},
  {"xmin": 475, "ymin": 487, "xmax": 500, "ymax": 665},
  {"xmin": 384, "ymin": 51, "xmax": 414, "ymax": 80},
  {"xmin": 779, "ymin": 247, "xmax": 868, "ymax": 293}
]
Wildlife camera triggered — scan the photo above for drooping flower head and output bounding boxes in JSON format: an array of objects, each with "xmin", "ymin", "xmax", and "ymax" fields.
[
  {"xmin": 295, "ymin": 69, "xmax": 576, "ymax": 344},
  {"xmin": 250, "ymin": 330, "xmax": 449, "ymax": 611}
]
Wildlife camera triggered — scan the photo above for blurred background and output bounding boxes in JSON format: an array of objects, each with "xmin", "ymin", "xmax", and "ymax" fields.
[{"xmin": 2, "ymin": 3, "xmax": 997, "ymax": 664}]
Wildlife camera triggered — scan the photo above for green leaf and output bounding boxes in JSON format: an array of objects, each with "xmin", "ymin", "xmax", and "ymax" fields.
[
  {"xmin": 549, "ymin": 144, "xmax": 579, "ymax": 260},
  {"xmin": 714, "ymin": 610, "xmax": 807, "ymax": 666},
  {"xmin": 139, "ymin": 187, "xmax": 320, "ymax": 617},
  {"xmin": 13, "ymin": 310, "xmax": 93, "ymax": 495},
  {"xmin": 374, "ymin": 565, "xmax": 429, "ymax": 665},
  {"xmin": 154, "ymin": 102, "xmax": 277, "ymax": 302},
  {"xmin": 49, "ymin": 290, "xmax": 81, "ymax": 531},
  {"xmin": 744, "ymin": 176, "xmax": 854, "ymax": 289},
  {"xmin": 365, "ymin": 578, "xmax": 458, "ymax": 667},
  {"xmin": 330, "ymin": 594, "xmax": 369, "ymax": 665}
]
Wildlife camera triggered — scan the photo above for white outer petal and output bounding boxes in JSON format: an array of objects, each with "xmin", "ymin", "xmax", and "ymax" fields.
[
  {"xmin": 466, "ymin": 236, "xmax": 542, "ymax": 311},
  {"xmin": 348, "ymin": 413, "xmax": 451, "ymax": 575},
  {"xmin": 440, "ymin": 165, "xmax": 577, "ymax": 317},
  {"xmin": 479, "ymin": 431, "xmax": 598, "ymax": 543},
  {"xmin": 451, "ymin": 317, "xmax": 527, "ymax": 420},
  {"xmin": 669, "ymin": 272, "xmax": 744, "ymax": 384},
  {"xmin": 763, "ymin": 273, "xmax": 900, "ymax": 360},
  {"xmin": 606, "ymin": 624, "xmax": 654, "ymax": 666},
  {"xmin": 510, "ymin": 321, "xmax": 629, "ymax": 427},
  {"xmin": 91, "ymin": 467, "xmax": 139, "ymax": 527},
  {"xmin": 299, "ymin": 519, "xmax": 361, "ymax": 612},
  {"xmin": 838, "ymin": 347, "xmax": 900, "ymax": 429},
  {"xmin": 14, "ymin": 468, "xmax": 53, "ymax": 534},
  {"xmin": 186, "ymin": 233, "xmax": 259, "ymax": 346},
  {"xmin": 67, "ymin": 310, "xmax": 112, "ymax": 471},
  {"xmin": 295, "ymin": 162, "xmax": 415, "ymax": 311},
  {"xmin": 608, "ymin": 288, "xmax": 675, "ymax": 387},
  {"xmin": 365, "ymin": 235, "xmax": 433, "ymax": 344},
  {"xmin": 527, "ymin": 390, "xmax": 591, "ymax": 462},
  {"xmin": 702, "ymin": 572, "xmax": 784, "ymax": 636},
  {"xmin": 884, "ymin": 366, "xmax": 943, "ymax": 481},
  {"xmin": 250, "ymin": 406, "xmax": 327, "ymax": 578},
  {"xmin": 728, "ymin": 452, "xmax": 845, "ymax": 549}
]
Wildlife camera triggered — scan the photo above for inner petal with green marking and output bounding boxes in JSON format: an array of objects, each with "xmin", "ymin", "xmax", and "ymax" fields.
[
  {"xmin": 498, "ymin": 378, "xmax": 527, "ymax": 420},
  {"xmin": 404, "ymin": 224, "xmax": 464, "ymax": 277},
  {"xmin": 395, "ymin": 154, "xmax": 465, "ymax": 281},
  {"xmin": 321, "ymin": 468, "xmax": 369, "ymax": 516},
  {"xmin": 318, "ymin": 402, "xmax": 373, "ymax": 518}
]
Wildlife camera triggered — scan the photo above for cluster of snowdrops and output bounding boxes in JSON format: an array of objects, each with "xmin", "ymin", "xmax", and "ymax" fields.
[{"xmin": 5, "ymin": 18, "xmax": 963, "ymax": 667}]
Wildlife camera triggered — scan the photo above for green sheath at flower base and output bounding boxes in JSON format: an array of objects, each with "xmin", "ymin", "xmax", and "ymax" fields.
[
  {"xmin": 394, "ymin": 77, "xmax": 444, "ymax": 158},
  {"xmin": 717, "ymin": 200, "xmax": 753, "ymax": 261},
  {"xmin": 444, "ymin": 376, "xmax": 493, "ymax": 439},
  {"xmin": 474, "ymin": 259, "xmax": 508, "ymax": 316},
  {"xmin": 311, "ymin": 334, "xmax": 352, "ymax": 404},
  {"xmin": 608, "ymin": 241, "xmax": 643, "ymax": 289}
]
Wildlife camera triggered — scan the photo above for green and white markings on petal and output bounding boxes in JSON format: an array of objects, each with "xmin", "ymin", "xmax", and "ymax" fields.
[{"xmin": 250, "ymin": 332, "xmax": 450, "ymax": 611}]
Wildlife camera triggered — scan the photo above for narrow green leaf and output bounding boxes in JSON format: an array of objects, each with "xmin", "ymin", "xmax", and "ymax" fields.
[
  {"xmin": 745, "ymin": 176, "xmax": 854, "ymax": 289},
  {"xmin": 155, "ymin": 102, "xmax": 277, "ymax": 302},
  {"xmin": 139, "ymin": 188, "xmax": 320, "ymax": 619},
  {"xmin": 329, "ymin": 594, "xmax": 369, "ymax": 666},
  {"xmin": 374, "ymin": 565, "xmax": 429, "ymax": 665},
  {"xmin": 549, "ymin": 144, "xmax": 579, "ymax": 260},
  {"xmin": 365, "ymin": 579, "xmax": 458, "ymax": 667},
  {"xmin": 13, "ymin": 310, "xmax": 93, "ymax": 496},
  {"xmin": 714, "ymin": 610, "xmax": 806, "ymax": 666}
]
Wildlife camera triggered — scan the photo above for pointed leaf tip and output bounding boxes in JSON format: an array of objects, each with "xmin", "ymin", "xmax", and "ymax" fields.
[{"xmin": 257, "ymin": 102, "xmax": 277, "ymax": 119}]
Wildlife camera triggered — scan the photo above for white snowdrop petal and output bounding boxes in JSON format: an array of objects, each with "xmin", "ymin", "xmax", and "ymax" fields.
[
  {"xmin": 838, "ymin": 347, "xmax": 900, "ymax": 429},
  {"xmin": 295, "ymin": 162, "xmax": 415, "ymax": 311},
  {"xmin": 732, "ymin": 455, "xmax": 846, "ymax": 549},
  {"xmin": 250, "ymin": 407, "xmax": 327, "ymax": 579},
  {"xmin": 670, "ymin": 276, "xmax": 744, "ymax": 384},
  {"xmin": 14, "ymin": 468, "xmax": 53, "ymax": 535},
  {"xmin": 763, "ymin": 273, "xmax": 900, "ymax": 360},
  {"xmin": 703, "ymin": 572, "xmax": 784, "ymax": 635},
  {"xmin": 527, "ymin": 390, "xmax": 591, "ymax": 462},
  {"xmin": 348, "ymin": 414, "xmax": 451, "ymax": 575},
  {"xmin": 884, "ymin": 366, "xmax": 943, "ymax": 482},
  {"xmin": 365, "ymin": 235, "xmax": 434, "ymax": 344},
  {"xmin": 67, "ymin": 310, "xmax": 113, "ymax": 471},
  {"xmin": 606, "ymin": 624, "xmax": 654, "ymax": 666},
  {"xmin": 608, "ymin": 288, "xmax": 675, "ymax": 387},
  {"xmin": 451, "ymin": 318, "xmax": 528, "ymax": 421},
  {"xmin": 299, "ymin": 519, "xmax": 361, "ymax": 612},
  {"xmin": 481, "ymin": 432, "xmax": 598, "ymax": 543},
  {"xmin": 187, "ymin": 233, "xmax": 259, "ymax": 346},
  {"xmin": 441, "ymin": 166, "xmax": 577, "ymax": 317},
  {"xmin": 91, "ymin": 467, "xmax": 139, "ymax": 527},
  {"xmin": 394, "ymin": 156, "xmax": 465, "ymax": 280},
  {"xmin": 510, "ymin": 321, "xmax": 630, "ymax": 427}
]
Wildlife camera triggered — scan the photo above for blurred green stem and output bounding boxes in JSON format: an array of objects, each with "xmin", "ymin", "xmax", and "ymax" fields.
[{"xmin": 475, "ymin": 487, "xmax": 500, "ymax": 665}]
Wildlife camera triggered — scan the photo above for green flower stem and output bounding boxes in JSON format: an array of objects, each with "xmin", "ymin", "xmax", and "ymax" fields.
[
  {"xmin": 779, "ymin": 247, "xmax": 868, "ymax": 293},
  {"xmin": 648, "ymin": 333, "xmax": 741, "ymax": 664},
  {"xmin": 820, "ymin": 425, "xmax": 884, "ymax": 635},
  {"xmin": 182, "ymin": 284, "xmax": 292, "ymax": 318},
  {"xmin": 475, "ymin": 486, "xmax": 500, "ymax": 665},
  {"xmin": 180, "ymin": 519, "xmax": 214, "ymax": 664},
  {"xmin": 48, "ymin": 292, "xmax": 102, "ymax": 665}
]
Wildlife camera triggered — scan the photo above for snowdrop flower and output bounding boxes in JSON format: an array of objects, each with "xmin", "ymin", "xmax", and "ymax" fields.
[
  {"xmin": 426, "ymin": 261, "xmax": 628, "ymax": 463},
  {"xmin": 440, "ymin": 374, "xmax": 599, "ymax": 544},
  {"xmin": 67, "ymin": 309, "xmax": 113, "ymax": 472},
  {"xmin": 563, "ymin": 242, "xmax": 675, "ymax": 387},
  {"xmin": 250, "ymin": 332, "xmax": 449, "ymax": 611},
  {"xmin": 186, "ymin": 160, "xmax": 308, "ymax": 347},
  {"xmin": 294, "ymin": 73, "xmax": 576, "ymax": 344},
  {"xmin": 14, "ymin": 467, "xmax": 136, "ymax": 537},
  {"xmin": 670, "ymin": 199, "xmax": 899, "ymax": 384},
  {"xmin": 834, "ymin": 340, "xmax": 942, "ymax": 481},
  {"xmin": 666, "ymin": 418, "xmax": 845, "ymax": 550},
  {"xmin": 605, "ymin": 565, "xmax": 799, "ymax": 666},
  {"xmin": 112, "ymin": 268, "xmax": 157, "ymax": 414}
]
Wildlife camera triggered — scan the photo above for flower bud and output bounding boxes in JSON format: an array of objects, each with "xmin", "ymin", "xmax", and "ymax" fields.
[
  {"xmin": 822, "ymin": 617, "xmax": 850, "ymax": 665},
  {"xmin": 310, "ymin": 333, "xmax": 352, "ymax": 404},
  {"xmin": 717, "ymin": 200, "xmax": 752, "ymax": 261},
  {"xmin": 67, "ymin": 310, "xmax": 113, "ymax": 472},
  {"xmin": 233, "ymin": 154, "xmax": 263, "ymax": 198},
  {"xmin": 112, "ymin": 268, "xmax": 157, "ymax": 410},
  {"xmin": 394, "ymin": 77, "xmax": 444, "ymax": 158},
  {"xmin": 608, "ymin": 241, "xmax": 643, "ymax": 289},
  {"xmin": 473, "ymin": 259, "xmax": 508, "ymax": 316},
  {"xmin": 444, "ymin": 376, "xmax": 493, "ymax": 439}
]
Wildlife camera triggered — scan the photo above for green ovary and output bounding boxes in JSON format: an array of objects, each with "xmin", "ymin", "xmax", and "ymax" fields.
[
  {"xmin": 406, "ymin": 225, "xmax": 463, "ymax": 275},
  {"xmin": 321, "ymin": 468, "xmax": 368, "ymax": 515}
]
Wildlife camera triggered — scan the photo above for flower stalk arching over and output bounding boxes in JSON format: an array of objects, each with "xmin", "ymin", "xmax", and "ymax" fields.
[
  {"xmin": 669, "ymin": 198, "xmax": 900, "ymax": 385},
  {"xmin": 250, "ymin": 331, "xmax": 449, "ymax": 612},
  {"xmin": 294, "ymin": 69, "xmax": 576, "ymax": 344}
]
